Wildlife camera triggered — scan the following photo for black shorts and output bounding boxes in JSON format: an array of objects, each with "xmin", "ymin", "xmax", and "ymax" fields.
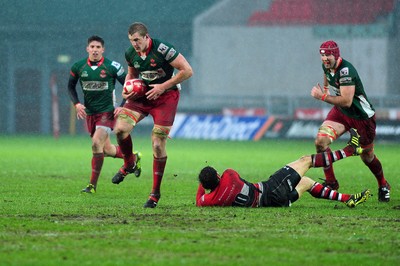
[{"xmin": 260, "ymin": 166, "xmax": 301, "ymax": 207}]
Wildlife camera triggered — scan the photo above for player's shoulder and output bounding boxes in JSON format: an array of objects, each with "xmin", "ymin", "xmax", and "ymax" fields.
[
  {"xmin": 71, "ymin": 58, "xmax": 87, "ymax": 68},
  {"xmin": 152, "ymin": 38, "xmax": 174, "ymax": 48},
  {"xmin": 152, "ymin": 38, "xmax": 174, "ymax": 52},
  {"xmin": 152, "ymin": 38, "xmax": 179, "ymax": 61},
  {"xmin": 103, "ymin": 57, "xmax": 123, "ymax": 70},
  {"xmin": 125, "ymin": 45, "xmax": 136, "ymax": 55},
  {"xmin": 223, "ymin": 168, "xmax": 240, "ymax": 177},
  {"xmin": 70, "ymin": 58, "xmax": 88, "ymax": 73},
  {"xmin": 338, "ymin": 58, "xmax": 358, "ymax": 76},
  {"xmin": 340, "ymin": 58, "xmax": 356, "ymax": 68},
  {"xmin": 125, "ymin": 46, "xmax": 138, "ymax": 61}
]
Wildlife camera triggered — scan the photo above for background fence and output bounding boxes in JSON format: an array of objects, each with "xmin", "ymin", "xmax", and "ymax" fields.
[{"xmin": 1, "ymin": 0, "xmax": 399, "ymax": 137}]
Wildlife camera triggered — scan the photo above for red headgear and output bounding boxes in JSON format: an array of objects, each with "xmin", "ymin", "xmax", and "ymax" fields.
[{"xmin": 319, "ymin": 40, "xmax": 340, "ymax": 59}]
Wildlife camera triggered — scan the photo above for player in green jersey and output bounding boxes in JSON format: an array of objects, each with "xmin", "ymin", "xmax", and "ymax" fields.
[
  {"xmin": 68, "ymin": 35, "xmax": 139, "ymax": 194},
  {"xmin": 112, "ymin": 22, "xmax": 193, "ymax": 208},
  {"xmin": 310, "ymin": 40, "xmax": 390, "ymax": 202}
]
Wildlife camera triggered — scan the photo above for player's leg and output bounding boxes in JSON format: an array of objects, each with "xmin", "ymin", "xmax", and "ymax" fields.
[
  {"xmin": 103, "ymin": 136, "xmax": 123, "ymax": 158},
  {"xmin": 143, "ymin": 90, "xmax": 179, "ymax": 207},
  {"xmin": 81, "ymin": 114, "xmax": 107, "ymax": 194},
  {"xmin": 287, "ymin": 128, "xmax": 361, "ymax": 178},
  {"xmin": 111, "ymin": 108, "xmax": 142, "ymax": 184},
  {"xmin": 83, "ymin": 126, "xmax": 109, "ymax": 193},
  {"xmin": 354, "ymin": 117, "xmax": 390, "ymax": 202},
  {"xmin": 143, "ymin": 125, "xmax": 170, "ymax": 208},
  {"xmin": 305, "ymin": 176, "xmax": 371, "ymax": 208},
  {"xmin": 360, "ymin": 145, "xmax": 390, "ymax": 202},
  {"xmin": 315, "ymin": 120, "xmax": 346, "ymax": 190},
  {"xmin": 311, "ymin": 127, "xmax": 362, "ymax": 167}
]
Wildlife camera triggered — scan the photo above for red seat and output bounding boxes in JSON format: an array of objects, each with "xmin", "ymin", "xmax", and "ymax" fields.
[{"xmin": 248, "ymin": 0, "xmax": 395, "ymax": 26}]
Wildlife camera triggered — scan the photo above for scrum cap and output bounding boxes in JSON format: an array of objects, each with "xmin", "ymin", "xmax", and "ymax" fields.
[{"xmin": 319, "ymin": 40, "xmax": 340, "ymax": 59}]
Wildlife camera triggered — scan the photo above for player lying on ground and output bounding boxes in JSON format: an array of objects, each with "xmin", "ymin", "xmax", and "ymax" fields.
[{"xmin": 196, "ymin": 128, "xmax": 371, "ymax": 208}]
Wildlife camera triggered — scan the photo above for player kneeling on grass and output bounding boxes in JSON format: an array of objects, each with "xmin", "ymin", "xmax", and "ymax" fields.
[{"xmin": 196, "ymin": 128, "xmax": 371, "ymax": 208}]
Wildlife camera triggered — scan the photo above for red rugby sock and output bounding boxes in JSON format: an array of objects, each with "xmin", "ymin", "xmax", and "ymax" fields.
[
  {"xmin": 90, "ymin": 153, "xmax": 104, "ymax": 187},
  {"xmin": 151, "ymin": 156, "xmax": 167, "ymax": 196},
  {"xmin": 309, "ymin": 182, "xmax": 350, "ymax": 202}
]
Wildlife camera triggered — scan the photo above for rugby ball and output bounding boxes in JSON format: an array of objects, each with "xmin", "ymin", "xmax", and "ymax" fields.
[{"xmin": 123, "ymin": 79, "xmax": 147, "ymax": 97}]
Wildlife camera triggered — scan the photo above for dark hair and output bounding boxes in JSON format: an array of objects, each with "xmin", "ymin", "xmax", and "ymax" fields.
[
  {"xmin": 198, "ymin": 166, "xmax": 220, "ymax": 190},
  {"xmin": 128, "ymin": 22, "xmax": 148, "ymax": 36},
  {"xmin": 87, "ymin": 35, "xmax": 104, "ymax": 46}
]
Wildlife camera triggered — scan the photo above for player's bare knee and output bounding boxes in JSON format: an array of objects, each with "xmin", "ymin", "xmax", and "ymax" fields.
[
  {"xmin": 112, "ymin": 126, "xmax": 122, "ymax": 136},
  {"xmin": 151, "ymin": 127, "xmax": 169, "ymax": 154},
  {"xmin": 314, "ymin": 139, "xmax": 327, "ymax": 153},
  {"xmin": 91, "ymin": 140, "xmax": 103, "ymax": 152}
]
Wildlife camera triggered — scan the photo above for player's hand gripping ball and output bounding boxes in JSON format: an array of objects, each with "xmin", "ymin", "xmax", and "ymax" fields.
[{"xmin": 123, "ymin": 79, "xmax": 147, "ymax": 98}]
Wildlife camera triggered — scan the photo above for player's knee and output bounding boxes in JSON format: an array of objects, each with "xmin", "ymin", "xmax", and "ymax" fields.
[
  {"xmin": 114, "ymin": 119, "xmax": 135, "ymax": 138},
  {"xmin": 152, "ymin": 127, "xmax": 169, "ymax": 155},
  {"xmin": 316, "ymin": 125, "xmax": 338, "ymax": 148},
  {"xmin": 361, "ymin": 149, "xmax": 375, "ymax": 164},
  {"xmin": 91, "ymin": 139, "xmax": 103, "ymax": 152},
  {"xmin": 314, "ymin": 139, "xmax": 327, "ymax": 152},
  {"xmin": 116, "ymin": 109, "xmax": 138, "ymax": 129},
  {"xmin": 298, "ymin": 155, "xmax": 311, "ymax": 165},
  {"xmin": 152, "ymin": 126, "xmax": 170, "ymax": 140}
]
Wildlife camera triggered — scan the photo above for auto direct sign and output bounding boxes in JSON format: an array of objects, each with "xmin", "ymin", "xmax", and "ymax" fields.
[{"xmin": 170, "ymin": 114, "xmax": 271, "ymax": 141}]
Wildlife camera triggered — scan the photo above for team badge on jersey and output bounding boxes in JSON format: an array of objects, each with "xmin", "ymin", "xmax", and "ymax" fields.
[
  {"xmin": 82, "ymin": 71, "xmax": 88, "ymax": 78},
  {"xmin": 100, "ymin": 70, "xmax": 107, "ymax": 78},
  {"xmin": 340, "ymin": 67, "xmax": 349, "ymax": 76},
  {"xmin": 157, "ymin": 43, "xmax": 169, "ymax": 55}
]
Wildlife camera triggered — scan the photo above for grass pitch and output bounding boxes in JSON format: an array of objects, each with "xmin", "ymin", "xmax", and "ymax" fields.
[{"xmin": 0, "ymin": 135, "xmax": 399, "ymax": 266}]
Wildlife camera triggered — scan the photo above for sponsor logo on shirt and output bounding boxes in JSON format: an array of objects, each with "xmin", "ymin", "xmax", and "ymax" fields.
[
  {"xmin": 165, "ymin": 48, "xmax": 176, "ymax": 61},
  {"xmin": 82, "ymin": 81, "xmax": 108, "ymax": 91},
  {"xmin": 117, "ymin": 67, "xmax": 125, "ymax": 76},
  {"xmin": 141, "ymin": 69, "xmax": 166, "ymax": 81},
  {"xmin": 339, "ymin": 77, "xmax": 352, "ymax": 84}
]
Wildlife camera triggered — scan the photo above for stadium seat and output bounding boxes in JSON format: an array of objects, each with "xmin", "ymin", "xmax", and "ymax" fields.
[{"xmin": 248, "ymin": 0, "xmax": 395, "ymax": 26}]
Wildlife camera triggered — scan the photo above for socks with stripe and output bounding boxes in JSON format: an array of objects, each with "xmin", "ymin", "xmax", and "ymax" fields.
[
  {"xmin": 309, "ymin": 182, "xmax": 350, "ymax": 202},
  {"xmin": 311, "ymin": 145, "xmax": 354, "ymax": 168}
]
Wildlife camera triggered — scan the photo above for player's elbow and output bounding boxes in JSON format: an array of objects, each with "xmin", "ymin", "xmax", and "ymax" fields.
[
  {"xmin": 185, "ymin": 67, "xmax": 193, "ymax": 79},
  {"xmin": 342, "ymin": 100, "xmax": 353, "ymax": 108}
]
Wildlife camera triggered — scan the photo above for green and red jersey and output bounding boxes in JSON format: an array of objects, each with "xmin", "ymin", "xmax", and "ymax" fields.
[
  {"xmin": 69, "ymin": 57, "xmax": 125, "ymax": 115},
  {"xmin": 323, "ymin": 58, "xmax": 375, "ymax": 119},
  {"xmin": 125, "ymin": 38, "xmax": 179, "ymax": 89}
]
